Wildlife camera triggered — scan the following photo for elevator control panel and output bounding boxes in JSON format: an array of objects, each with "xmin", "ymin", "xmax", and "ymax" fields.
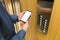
[{"xmin": 37, "ymin": 13, "xmax": 51, "ymax": 34}]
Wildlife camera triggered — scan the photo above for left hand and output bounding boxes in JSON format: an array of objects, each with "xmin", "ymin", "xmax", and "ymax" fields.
[{"xmin": 18, "ymin": 11, "xmax": 25, "ymax": 21}]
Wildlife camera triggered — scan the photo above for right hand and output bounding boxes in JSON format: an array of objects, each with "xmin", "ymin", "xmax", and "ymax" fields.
[{"xmin": 20, "ymin": 21, "xmax": 29, "ymax": 32}]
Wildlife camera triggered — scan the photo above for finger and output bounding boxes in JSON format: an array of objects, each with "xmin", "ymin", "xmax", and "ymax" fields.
[
  {"xmin": 20, "ymin": 11, "xmax": 25, "ymax": 14},
  {"xmin": 18, "ymin": 11, "xmax": 26, "ymax": 20},
  {"xmin": 20, "ymin": 22, "xmax": 25, "ymax": 26},
  {"xmin": 26, "ymin": 21, "xmax": 28, "ymax": 24}
]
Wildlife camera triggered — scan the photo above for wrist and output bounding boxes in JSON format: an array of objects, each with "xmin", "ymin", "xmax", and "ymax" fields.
[
  {"xmin": 17, "ymin": 16, "xmax": 21, "ymax": 21},
  {"xmin": 22, "ymin": 28, "xmax": 27, "ymax": 32}
]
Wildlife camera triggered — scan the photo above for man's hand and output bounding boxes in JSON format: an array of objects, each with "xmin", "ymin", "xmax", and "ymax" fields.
[
  {"xmin": 22, "ymin": 21, "xmax": 29, "ymax": 32},
  {"xmin": 18, "ymin": 11, "xmax": 25, "ymax": 21},
  {"xmin": 20, "ymin": 21, "xmax": 29, "ymax": 32},
  {"xmin": 18, "ymin": 11, "xmax": 29, "ymax": 32}
]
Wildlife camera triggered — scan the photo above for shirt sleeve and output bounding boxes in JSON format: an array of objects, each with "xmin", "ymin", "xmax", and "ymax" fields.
[
  {"xmin": 10, "ymin": 30, "xmax": 26, "ymax": 40},
  {"xmin": 10, "ymin": 15, "xmax": 18, "ymax": 23},
  {"xmin": 0, "ymin": 32, "xmax": 4, "ymax": 40}
]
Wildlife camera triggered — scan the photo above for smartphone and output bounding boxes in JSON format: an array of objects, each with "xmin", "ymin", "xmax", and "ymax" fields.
[{"xmin": 20, "ymin": 11, "xmax": 31, "ymax": 22}]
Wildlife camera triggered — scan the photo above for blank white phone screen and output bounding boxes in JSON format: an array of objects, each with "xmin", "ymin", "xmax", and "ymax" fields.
[{"xmin": 21, "ymin": 11, "xmax": 31, "ymax": 22}]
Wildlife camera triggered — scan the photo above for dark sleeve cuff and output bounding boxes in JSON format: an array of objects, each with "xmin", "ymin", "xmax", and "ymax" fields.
[
  {"xmin": 10, "ymin": 30, "xmax": 26, "ymax": 40},
  {"xmin": 17, "ymin": 30, "xmax": 26, "ymax": 38},
  {"xmin": 10, "ymin": 15, "xmax": 18, "ymax": 23}
]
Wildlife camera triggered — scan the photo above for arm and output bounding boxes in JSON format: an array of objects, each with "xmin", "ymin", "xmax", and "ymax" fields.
[
  {"xmin": 10, "ymin": 11, "xmax": 25, "ymax": 23},
  {"xmin": 10, "ymin": 30, "xmax": 26, "ymax": 40},
  {"xmin": 0, "ymin": 30, "xmax": 25, "ymax": 40},
  {"xmin": 10, "ymin": 21, "xmax": 29, "ymax": 40},
  {"xmin": 10, "ymin": 15, "xmax": 18, "ymax": 23}
]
